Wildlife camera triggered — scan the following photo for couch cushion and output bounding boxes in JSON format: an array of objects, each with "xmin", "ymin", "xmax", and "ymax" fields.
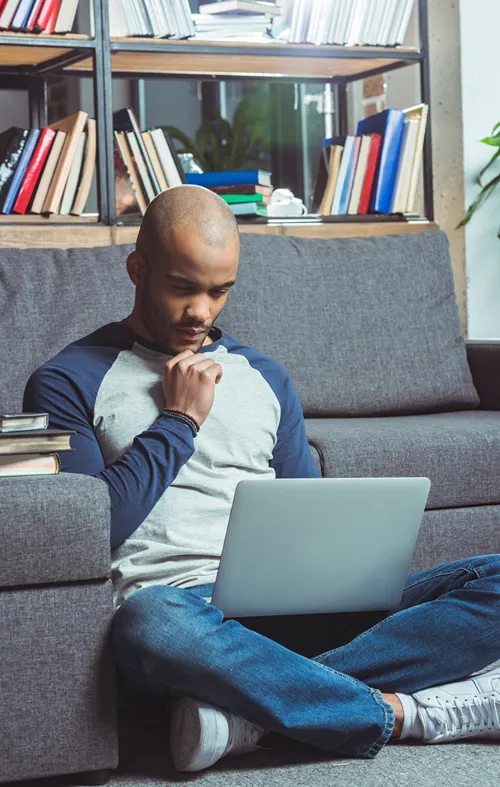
[
  {"xmin": 0, "ymin": 245, "xmax": 135, "ymax": 413},
  {"xmin": 0, "ymin": 230, "xmax": 479, "ymax": 416},
  {"xmin": 0, "ymin": 474, "xmax": 111, "ymax": 588},
  {"xmin": 305, "ymin": 410, "xmax": 500, "ymax": 509},
  {"xmin": 217, "ymin": 229, "xmax": 479, "ymax": 416}
]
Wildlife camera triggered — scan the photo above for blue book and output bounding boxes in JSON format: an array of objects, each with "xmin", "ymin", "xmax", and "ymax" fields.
[
  {"xmin": 11, "ymin": 0, "xmax": 37, "ymax": 29},
  {"xmin": 186, "ymin": 170, "xmax": 272, "ymax": 188},
  {"xmin": 338, "ymin": 136, "xmax": 361, "ymax": 215},
  {"xmin": 356, "ymin": 109, "xmax": 405, "ymax": 213},
  {"xmin": 2, "ymin": 129, "xmax": 40, "ymax": 215}
]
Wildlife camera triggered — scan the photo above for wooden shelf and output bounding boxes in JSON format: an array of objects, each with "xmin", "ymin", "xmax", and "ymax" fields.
[
  {"xmin": 0, "ymin": 32, "xmax": 94, "ymax": 69},
  {"xmin": 0, "ymin": 220, "xmax": 439, "ymax": 249},
  {"xmin": 0, "ymin": 214, "xmax": 99, "ymax": 223},
  {"xmin": 65, "ymin": 39, "xmax": 421, "ymax": 80}
]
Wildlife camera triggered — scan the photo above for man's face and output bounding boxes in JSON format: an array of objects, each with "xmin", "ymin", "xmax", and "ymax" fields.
[{"xmin": 129, "ymin": 225, "xmax": 240, "ymax": 356}]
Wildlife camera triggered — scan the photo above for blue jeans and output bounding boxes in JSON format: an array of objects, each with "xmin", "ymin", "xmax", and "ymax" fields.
[{"xmin": 111, "ymin": 555, "xmax": 500, "ymax": 758}]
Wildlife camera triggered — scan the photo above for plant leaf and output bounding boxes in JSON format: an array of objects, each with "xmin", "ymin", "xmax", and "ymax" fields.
[
  {"xmin": 479, "ymin": 147, "xmax": 500, "ymax": 186},
  {"xmin": 457, "ymin": 172, "xmax": 500, "ymax": 228},
  {"xmin": 481, "ymin": 132, "xmax": 500, "ymax": 147}
]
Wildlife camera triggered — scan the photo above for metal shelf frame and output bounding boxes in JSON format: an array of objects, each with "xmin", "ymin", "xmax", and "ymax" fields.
[{"xmin": 1, "ymin": 0, "xmax": 434, "ymax": 225}]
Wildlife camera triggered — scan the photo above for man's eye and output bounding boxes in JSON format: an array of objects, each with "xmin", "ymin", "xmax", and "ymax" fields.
[
  {"xmin": 173, "ymin": 285, "xmax": 192, "ymax": 292},
  {"xmin": 212, "ymin": 290, "xmax": 228, "ymax": 297}
]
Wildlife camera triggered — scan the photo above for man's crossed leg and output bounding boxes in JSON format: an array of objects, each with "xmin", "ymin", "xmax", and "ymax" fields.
[{"xmin": 112, "ymin": 555, "xmax": 500, "ymax": 772}]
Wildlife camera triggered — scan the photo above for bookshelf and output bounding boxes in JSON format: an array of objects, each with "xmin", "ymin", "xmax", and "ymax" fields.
[{"xmin": 0, "ymin": 0, "xmax": 435, "ymax": 242}]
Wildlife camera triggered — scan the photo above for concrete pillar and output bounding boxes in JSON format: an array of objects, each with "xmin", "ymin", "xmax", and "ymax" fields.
[{"xmin": 427, "ymin": 0, "xmax": 468, "ymax": 335}]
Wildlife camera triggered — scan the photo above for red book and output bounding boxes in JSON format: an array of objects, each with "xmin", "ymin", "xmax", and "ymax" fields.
[
  {"xmin": 25, "ymin": 0, "xmax": 45, "ymax": 29},
  {"xmin": 358, "ymin": 133, "xmax": 382, "ymax": 215},
  {"xmin": 34, "ymin": 0, "xmax": 61, "ymax": 31},
  {"xmin": 12, "ymin": 128, "xmax": 56, "ymax": 214}
]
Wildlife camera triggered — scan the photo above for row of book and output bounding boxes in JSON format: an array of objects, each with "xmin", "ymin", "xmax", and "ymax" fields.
[
  {"xmin": 113, "ymin": 107, "xmax": 186, "ymax": 216},
  {"xmin": 111, "ymin": 0, "xmax": 416, "ymax": 45},
  {"xmin": 0, "ymin": 112, "xmax": 94, "ymax": 216},
  {"xmin": 109, "ymin": 0, "xmax": 194, "ymax": 39},
  {"xmin": 0, "ymin": 0, "xmax": 417, "ymax": 46},
  {"xmin": 0, "ymin": 0, "xmax": 79, "ymax": 34},
  {"xmin": 277, "ymin": 0, "xmax": 416, "ymax": 46},
  {"xmin": 186, "ymin": 169, "xmax": 273, "ymax": 217},
  {"xmin": 0, "ymin": 412, "xmax": 73, "ymax": 479},
  {"xmin": 313, "ymin": 104, "xmax": 428, "ymax": 216}
]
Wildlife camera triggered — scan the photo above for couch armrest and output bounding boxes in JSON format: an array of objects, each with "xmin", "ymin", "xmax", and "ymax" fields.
[
  {"xmin": 466, "ymin": 340, "xmax": 500, "ymax": 411},
  {"xmin": 0, "ymin": 473, "xmax": 111, "ymax": 589}
]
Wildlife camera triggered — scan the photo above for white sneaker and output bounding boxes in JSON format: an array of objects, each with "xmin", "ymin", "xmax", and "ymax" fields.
[
  {"xmin": 412, "ymin": 669, "xmax": 500, "ymax": 743},
  {"xmin": 169, "ymin": 696, "xmax": 266, "ymax": 772}
]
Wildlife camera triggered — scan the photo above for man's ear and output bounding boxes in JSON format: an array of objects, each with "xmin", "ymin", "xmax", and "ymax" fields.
[{"xmin": 126, "ymin": 251, "xmax": 147, "ymax": 286}]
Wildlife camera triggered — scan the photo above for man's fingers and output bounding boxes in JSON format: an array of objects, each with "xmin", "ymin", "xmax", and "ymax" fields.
[
  {"xmin": 165, "ymin": 353, "xmax": 223, "ymax": 383},
  {"xmin": 165, "ymin": 350, "xmax": 195, "ymax": 370},
  {"xmin": 188, "ymin": 361, "xmax": 223, "ymax": 384}
]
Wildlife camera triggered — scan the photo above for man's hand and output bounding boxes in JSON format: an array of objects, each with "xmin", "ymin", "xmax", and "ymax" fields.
[{"xmin": 163, "ymin": 350, "xmax": 223, "ymax": 427}]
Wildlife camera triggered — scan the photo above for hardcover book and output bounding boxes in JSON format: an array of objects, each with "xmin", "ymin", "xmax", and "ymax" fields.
[
  {"xmin": 0, "ymin": 128, "xmax": 29, "ymax": 206},
  {"xmin": 186, "ymin": 170, "xmax": 272, "ymax": 188},
  {"xmin": 356, "ymin": 108, "xmax": 406, "ymax": 214},
  {"xmin": 12, "ymin": 127, "xmax": 56, "ymax": 215},
  {"xmin": 2, "ymin": 129, "xmax": 40, "ymax": 215},
  {"xmin": 113, "ymin": 107, "xmax": 161, "ymax": 195},
  {"xmin": 0, "ymin": 429, "xmax": 74, "ymax": 455}
]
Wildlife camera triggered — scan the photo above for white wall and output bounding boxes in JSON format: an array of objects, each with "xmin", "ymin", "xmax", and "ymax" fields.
[{"xmin": 460, "ymin": 0, "xmax": 500, "ymax": 338}]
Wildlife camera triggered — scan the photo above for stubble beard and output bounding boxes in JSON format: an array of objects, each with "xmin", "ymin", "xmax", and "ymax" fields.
[{"xmin": 140, "ymin": 280, "xmax": 210, "ymax": 356}]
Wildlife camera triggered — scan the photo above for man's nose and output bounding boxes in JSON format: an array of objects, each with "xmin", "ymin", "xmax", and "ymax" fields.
[{"xmin": 185, "ymin": 296, "xmax": 211, "ymax": 323}]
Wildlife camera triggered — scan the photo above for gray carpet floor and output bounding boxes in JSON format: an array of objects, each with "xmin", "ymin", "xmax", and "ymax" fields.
[{"xmin": 8, "ymin": 701, "xmax": 499, "ymax": 787}]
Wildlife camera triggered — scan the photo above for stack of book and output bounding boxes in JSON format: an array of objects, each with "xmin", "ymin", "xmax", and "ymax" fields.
[
  {"xmin": 313, "ymin": 104, "xmax": 428, "ymax": 217},
  {"xmin": 0, "ymin": 112, "xmax": 95, "ymax": 217},
  {"xmin": 0, "ymin": 0, "xmax": 80, "ymax": 34},
  {"xmin": 113, "ymin": 107, "xmax": 186, "ymax": 216},
  {"xmin": 193, "ymin": 1, "xmax": 279, "ymax": 41},
  {"xmin": 185, "ymin": 170, "xmax": 272, "ymax": 217},
  {"xmin": 109, "ymin": 0, "xmax": 194, "ymax": 38},
  {"xmin": 275, "ymin": 0, "xmax": 416, "ymax": 46},
  {"xmin": 0, "ymin": 413, "xmax": 74, "ymax": 479}
]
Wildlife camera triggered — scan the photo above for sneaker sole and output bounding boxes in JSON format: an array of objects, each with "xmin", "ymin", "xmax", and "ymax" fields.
[{"xmin": 169, "ymin": 697, "xmax": 229, "ymax": 772}]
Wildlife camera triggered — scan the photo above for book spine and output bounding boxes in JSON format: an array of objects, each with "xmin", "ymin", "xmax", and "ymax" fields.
[
  {"xmin": 10, "ymin": 0, "xmax": 36, "ymax": 29},
  {"xmin": 2, "ymin": 130, "xmax": 40, "ymax": 214},
  {"xmin": 338, "ymin": 136, "xmax": 361, "ymax": 215},
  {"xmin": 34, "ymin": 0, "xmax": 58, "ymax": 31},
  {"xmin": 12, "ymin": 128, "xmax": 56, "ymax": 214},
  {"xmin": 0, "ymin": 0, "xmax": 22, "ymax": 28},
  {"xmin": 43, "ymin": 0, "xmax": 62, "ymax": 33},
  {"xmin": 186, "ymin": 171, "xmax": 264, "ymax": 187},
  {"xmin": 358, "ymin": 134, "xmax": 382, "ymax": 215},
  {"xmin": 24, "ymin": 0, "xmax": 45, "ymax": 29}
]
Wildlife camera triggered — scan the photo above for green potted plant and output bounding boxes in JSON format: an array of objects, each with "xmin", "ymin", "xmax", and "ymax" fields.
[
  {"xmin": 162, "ymin": 94, "xmax": 271, "ymax": 173},
  {"xmin": 458, "ymin": 122, "xmax": 500, "ymax": 237}
]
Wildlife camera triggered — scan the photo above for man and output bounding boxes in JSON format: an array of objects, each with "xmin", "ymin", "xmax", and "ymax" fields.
[{"xmin": 24, "ymin": 187, "xmax": 500, "ymax": 773}]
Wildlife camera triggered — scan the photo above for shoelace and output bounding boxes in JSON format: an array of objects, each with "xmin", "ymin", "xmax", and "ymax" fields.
[{"xmin": 425, "ymin": 693, "xmax": 500, "ymax": 738}]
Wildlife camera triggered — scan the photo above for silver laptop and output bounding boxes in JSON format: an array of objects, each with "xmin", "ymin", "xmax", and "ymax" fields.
[{"xmin": 211, "ymin": 477, "xmax": 431, "ymax": 618}]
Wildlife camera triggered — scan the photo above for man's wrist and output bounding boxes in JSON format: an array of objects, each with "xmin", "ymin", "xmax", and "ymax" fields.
[{"xmin": 161, "ymin": 409, "xmax": 199, "ymax": 438}]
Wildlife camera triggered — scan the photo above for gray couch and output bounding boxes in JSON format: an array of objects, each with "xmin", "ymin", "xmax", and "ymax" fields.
[{"xmin": 1, "ymin": 228, "xmax": 499, "ymax": 785}]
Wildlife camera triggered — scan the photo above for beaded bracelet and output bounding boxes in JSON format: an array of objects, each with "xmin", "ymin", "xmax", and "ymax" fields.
[
  {"xmin": 162, "ymin": 408, "xmax": 200, "ymax": 436},
  {"xmin": 162, "ymin": 411, "xmax": 198, "ymax": 439}
]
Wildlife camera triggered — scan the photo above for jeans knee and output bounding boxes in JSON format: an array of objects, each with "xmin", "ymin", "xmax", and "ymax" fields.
[{"xmin": 111, "ymin": 584, "xmax": 221, "ymax": 667}]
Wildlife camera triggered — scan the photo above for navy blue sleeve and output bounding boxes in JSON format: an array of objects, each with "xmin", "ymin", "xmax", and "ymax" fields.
[
  {"xmin": 23, "ymin": 365, "xmax": 195, "ymax": 550},
  {"xmin": 270, "ymin": 371, "xmax": 321, "ymax": 479}
]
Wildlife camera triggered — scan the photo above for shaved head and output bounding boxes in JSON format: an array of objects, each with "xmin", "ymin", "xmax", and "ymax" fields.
[
  {"xmin": 136, "ymin": 185, "xmax": 239, "ymax": 261},
  {"xmin": 127, "ymin": 184, "xmax": 240, "ymax": 356}
]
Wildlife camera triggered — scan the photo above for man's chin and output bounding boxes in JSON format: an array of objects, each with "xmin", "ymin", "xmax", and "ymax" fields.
[{"xmin": 166, "ymin": 333, "xmax": 208, "ymax": 355}]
